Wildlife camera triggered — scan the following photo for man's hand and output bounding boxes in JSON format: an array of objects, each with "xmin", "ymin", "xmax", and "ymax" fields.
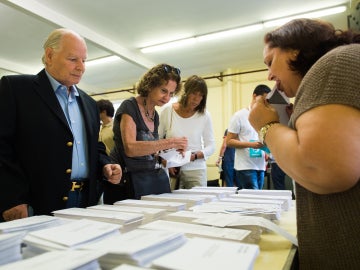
[
  {"xmin": 103, "ymin": 164, "xmax": 122, "ymax": 184},
  {"xmin": 2, "ymin": 204, "xmax": 28, "ymax": 221}
]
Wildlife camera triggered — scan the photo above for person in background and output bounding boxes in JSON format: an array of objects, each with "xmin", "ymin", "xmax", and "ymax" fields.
[
  {"xmin": 0, "ymin": 28, "xmax": 121, "ymax": 222},
  {"xmin": 249, "ymin": 18, "xmax": 360, "ymax": 269},
  {"xmin": 96, "ymin": 99, "xmax": 116, "ymax": 204},
  {"xmin": 104, "ymin": 64, "xmax": 188, "ymax": 203},
  {"xmin": 226, "ymin": 84, "xmax": 271, "ymax": 190},
  {"xmin": 216, "ymin": 129, "xmax": 235, "ymax": 187},
  {"xmin": 97, "ymin": 99, "xmax": 115, "ymax": 155},
  {"xmin": 159, "ymin": 75, "xmax": 215, "ymax": 189}
]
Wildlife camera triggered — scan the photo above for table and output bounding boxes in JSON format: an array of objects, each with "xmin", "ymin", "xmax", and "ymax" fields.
[{"xmin": 254, "ymin": 201, "xmax": 297, "ymax": 270}]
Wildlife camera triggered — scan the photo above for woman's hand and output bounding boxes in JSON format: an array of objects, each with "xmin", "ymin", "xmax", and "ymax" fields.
[
  {"xmin": 172, "ymin": 136, "xmax": 188, "ymax": 153},
  {"xmin": 249, "ymin": 96, "xmax": 279, "ymax": 131}
]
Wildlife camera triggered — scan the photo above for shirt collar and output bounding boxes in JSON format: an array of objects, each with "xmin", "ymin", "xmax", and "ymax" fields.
[
  {"xmin": 102, "ymin": 119, "xmax": 113, "ymax": 128},
  {"xmin": 45, "ymin": 70, "xmax": 79, "ymax": 96}
]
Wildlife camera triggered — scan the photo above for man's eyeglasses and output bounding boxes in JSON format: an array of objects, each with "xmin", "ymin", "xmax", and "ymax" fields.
[{"xmin": 163, "ymin": 64, "xmax": 181, "ymax": 76}]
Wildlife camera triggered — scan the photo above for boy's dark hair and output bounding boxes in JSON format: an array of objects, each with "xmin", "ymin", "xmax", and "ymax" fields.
[
  {"xmin": 96, "ymin": 99, "xmax": 115, "ymax": 117},
  {"xmin": 253, "ymin": 84, "xmax": 271, "ymax": 96}
]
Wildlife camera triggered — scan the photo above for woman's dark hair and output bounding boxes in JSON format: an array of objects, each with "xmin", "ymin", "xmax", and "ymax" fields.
[
  {"xmin": 179, "ymin": 75, "xmax": 208, "ymax": 114},
  {"xmin": 137, "ymin": 63, "xmax": 182, "ymax": 97},
  {"xmin": 264, "ymin": 18, "xmax": 360, "ymax": 77}
]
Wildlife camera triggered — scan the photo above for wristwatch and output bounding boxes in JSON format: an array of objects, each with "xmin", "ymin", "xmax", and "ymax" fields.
[
  {"xmin": 258, "ymin": 121, "xmax": 279, "ymax": 145},
  {"xmin": 192, "ymin": 152, "xmax": 198, "ymax": 161}
]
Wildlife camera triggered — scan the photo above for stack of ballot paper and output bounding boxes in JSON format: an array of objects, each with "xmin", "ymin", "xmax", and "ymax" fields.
[
  {"xmin": 112, "ymin": 264, "xmax": 151, "ymax": 270},
  {"xmin": 237, "ymin": 188, "xmax": 292, "ymax": 197},
  {"xmin": 172, "ymin": 188, "xmax": 235, "ymax": 199},
  {"xmin": 139, "ymin": 220, "xmax": 257, "ymax": 244},
  {"xmin": 192, "ymin": 186, "xmax": 239, "ymax": 192},
  {"xmin": 0, "ymin": 215, "xmax": 65, "ymax": 234},
  {"xmin": 151, "ymin": 237, "xmax": 260, "ymax": 270},
  {"xmin": 190, "ymin": 201, "xmax": 282, "ymax": 220},
  {"xmin": 143, "ymin": 192, "xmax": 218, "ymax": 203},
  {"xmin": 0, "ymin": 232, "xmax": 26, "ymax": 266},
  {"xmin": 229, "ymin": 193, "xmax": 292, "ymax": 211},
  {"xmin": 52, "ymin": 207, "xmax": 143, "ymax": 232},
  {"xmin": 80, "ymin": 228, "xmax": 186, "ymax": 269},
  {"xmin": 163, "ymin": 211, "xmax": 261, "ymax": 243},
  {"xmin": 87, "ymin": 204, "xmax": 167, "ymax": 224},
  {"xmin": 140, "ymin": 194, "xmax": 205, "ymax": 209},
  {"xmin": 22, "ymin": 219, "xmax": 121, "ymax": 258},
  {"xmin": 192, "ymin": 213, "xmax": 298, "ymax": 246},
  {"xmin": 163, "ymin": 210, "xmax": 221, "ymax": 223},
  {"xmin": 0, "ymin": 250, "xmax": 106, "ymax": 270},
  {"xmin": 219, "ymin": 197, "xmax": 286, "ymax": 211},
  {"xmin": 114, "ymin": 199, "xmax": 186, "ymax": 212}
]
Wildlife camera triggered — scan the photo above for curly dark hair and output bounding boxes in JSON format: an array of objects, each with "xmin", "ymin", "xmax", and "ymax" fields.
[
  {"xmin": 264, "ymin": 18, "xmax": 360, "ymax": 77},
  {"xmin": 96, "ymin": 99, "xmax": 114, "ymax": 117},
  {"xmin": 179, "ymin": 75, "xmax": 208, "ymax": 114},
  {"xmin": 137, "ymin": 63, "xmax": 182, "ymax": 97}
]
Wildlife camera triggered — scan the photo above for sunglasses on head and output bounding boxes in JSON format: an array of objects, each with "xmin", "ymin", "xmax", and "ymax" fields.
[{"xmin": 163, "ymin": 64, "xmax": 181, "ymax": 76}]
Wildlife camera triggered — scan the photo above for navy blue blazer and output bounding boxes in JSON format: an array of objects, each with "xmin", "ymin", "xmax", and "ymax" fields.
[{"xmin": 0, "ymin": 69, "xmax": 111, "ymax": 216}]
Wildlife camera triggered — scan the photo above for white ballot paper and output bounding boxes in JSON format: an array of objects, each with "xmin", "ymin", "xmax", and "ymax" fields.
[
  {"xmin": 159, "ymin": 149, "xmax": 191, "ymax": 168},
  {"xmin": 0, "ymin": 215, "xmax": 64, "ymax": 233},
  {"xmin": 0, "ymin": 231, "xmax": 26, "ymax": 266},
  {"xmin": 24, "ymin": 219, "xmax": 121, "ymax": 248},
  {"xmin": 151, "ymin": 237, "xmax": 259, "ymax": 270},
  {"xmin": 194, "ymin": 214, "xmax": 298, "ymax": 246},
  {"xmin": 140, "ymin": 220, "xmax": 252, "ymax": 243},
  {"xmin": 0, "ymin": 250, "xmax": 106, "ymax": 270},
  {"xmin": 80, "ymin": 228, "xmax": 186, "ymax": 267}
]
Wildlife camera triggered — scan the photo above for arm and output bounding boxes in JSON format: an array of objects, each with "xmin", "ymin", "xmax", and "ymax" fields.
[
  {"xmin": 158, "ymin": 106, "xmax": 169, "ymax": 139},
  {"xmin": 216, "ymin": 136, "xmax": 227, "ymax": 166},
  {"xmin": 251, "ymin": 102, "xmax": 360, "ymax": 194},
  {"xmin": 120, "ymin": 114, "xmax": 187, "ymax": 157},
  {"xmin": 0, "ymin": 76, "xmax": 29, "ymax": 218},
  {"xmin": 226, "ymin": 132, "xmax": 263, "ymax": 149},
  {"xmin": 198, "ymin": 113, "xmax": 216, "ymax": 160},
  {"xmin": 226, "ymin": 112, "xmax": 264, "ymax": 149}
]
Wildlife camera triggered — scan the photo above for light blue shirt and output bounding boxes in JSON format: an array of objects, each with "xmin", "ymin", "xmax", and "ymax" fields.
[{"xmin": 46, "ymin": 71, "xmax": 89, "ymax": 179}]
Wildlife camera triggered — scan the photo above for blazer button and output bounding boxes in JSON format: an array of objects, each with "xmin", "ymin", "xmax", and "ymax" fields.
[
  {"xmin": 66, "ymin": 142, "xmax": 73, "ymax": 147},
  {"xmin": 66, "ymin": 169, "xmax": 72, "ymax": 174},
  {"xmin": 62, "ymin": 196, "xmax": 68, "ymax": 201}
]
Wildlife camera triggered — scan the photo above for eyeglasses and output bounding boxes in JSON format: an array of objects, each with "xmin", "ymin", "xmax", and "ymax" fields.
[{"xmin": 163, "ymin": 64, "xmax": 181, "ymax": 76}]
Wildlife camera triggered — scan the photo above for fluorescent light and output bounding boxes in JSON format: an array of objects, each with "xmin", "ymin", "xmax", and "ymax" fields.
[
  {"xmin": 197, "ymin": 24, "xmax": 263, "ymax": 42},
  {"xmin": 86, "ymin": 55, "xmax": 121, "ymax": 67},
  {"xmin": 264, "ymin": 6, "xmax": 346, "ymax": 28},
  {"xmin": 140, "ymin": 5, "xmax": 347, "ymax": 53},
  {"xmin": 141, "ymin": 24, "xmax": 262, "ymax": 53},
  {"xmin": 141, "ymin": 38, "xmax": 196, "ymax": 53}
]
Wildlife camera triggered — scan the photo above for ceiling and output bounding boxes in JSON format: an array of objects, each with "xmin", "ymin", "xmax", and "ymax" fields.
[{"xmin": 0, "ymin": 0, "xmax": 353, "ymax": 97}]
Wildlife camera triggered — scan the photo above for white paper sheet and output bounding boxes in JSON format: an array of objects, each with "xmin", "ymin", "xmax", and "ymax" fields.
[
  {"xmin": 152, "ymin": 237, "xmax": 259, "ymax": 270},
  {"xmin": 159, "ymin": 149, "xmax": 191, "ymax": 168},
  {"xmin": 194, "ymin": 214, "xmax": 298, "ymax": 246}
]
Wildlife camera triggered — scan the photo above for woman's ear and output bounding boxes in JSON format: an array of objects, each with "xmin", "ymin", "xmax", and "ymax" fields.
[{"xmin": 290, "ymin": 49, "xmax": 300, "ymax": 60}]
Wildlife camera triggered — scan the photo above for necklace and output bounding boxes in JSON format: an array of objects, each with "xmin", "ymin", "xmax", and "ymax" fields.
[{"xmin": 143, "ymin": 98, "xmax": 155, "ymax": 122}]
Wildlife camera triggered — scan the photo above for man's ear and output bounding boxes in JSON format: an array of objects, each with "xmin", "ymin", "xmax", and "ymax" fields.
[{"xmin": 45, "ymin": 47, "xmax": 53, "ymax": 64}]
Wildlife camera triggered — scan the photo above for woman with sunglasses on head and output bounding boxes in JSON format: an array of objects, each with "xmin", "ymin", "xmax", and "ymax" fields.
[
  {"xmin": 159, "ymin": 75, "xmax": 216, "ymax": 189},
  {"xmin": 103, "ymin": 64, "xmax": 188, "ymax": 203},
  {"xmin": 249, "ymin": 19, "xmax": 360, "ymax": 269}
]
